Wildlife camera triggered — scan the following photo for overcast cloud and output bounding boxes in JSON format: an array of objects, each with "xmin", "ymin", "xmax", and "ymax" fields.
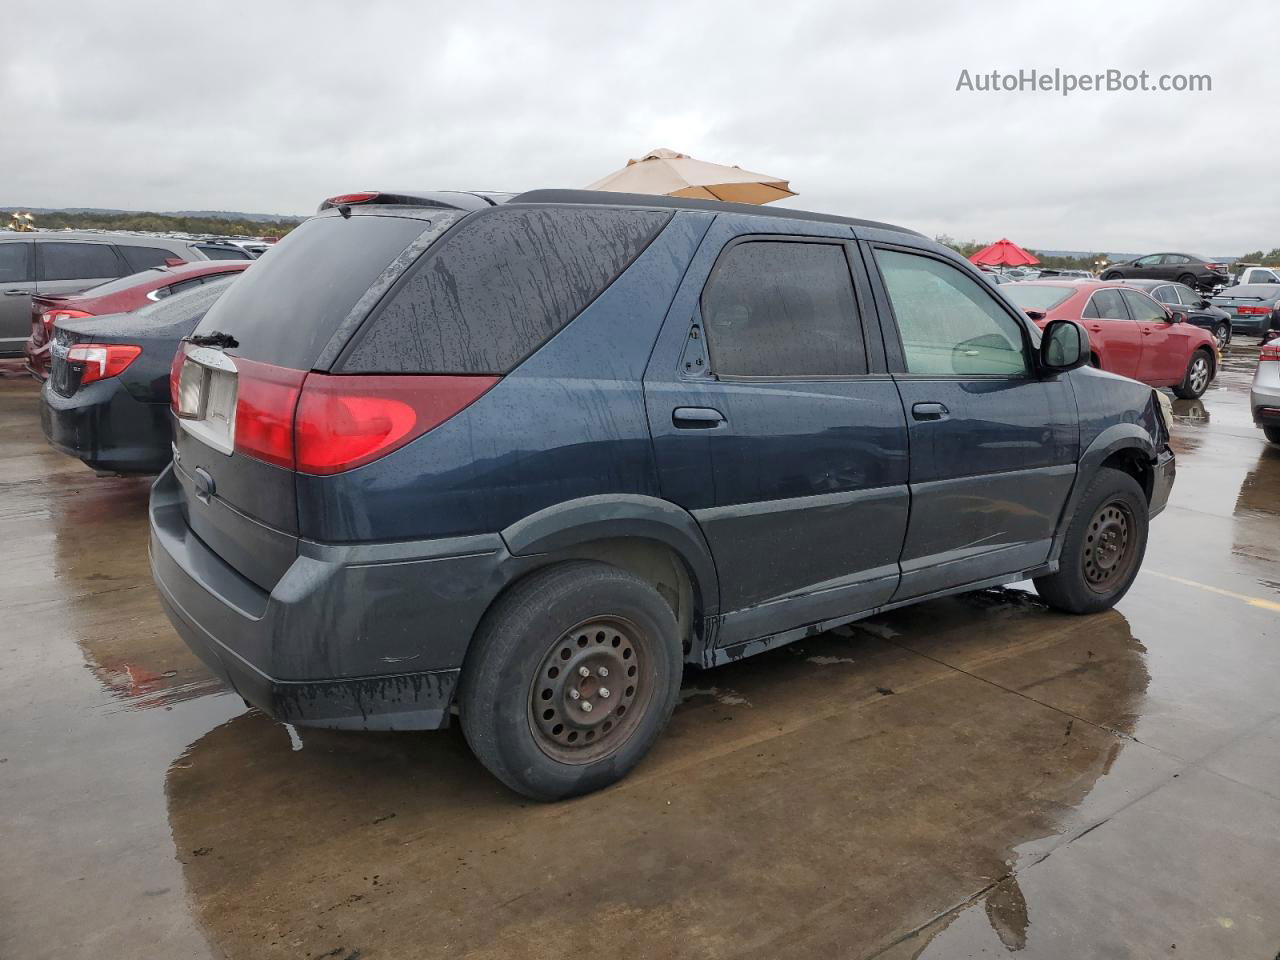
[{"xmin": 4, "ymin": 0, "xmax": 1277, "ymax": 252}]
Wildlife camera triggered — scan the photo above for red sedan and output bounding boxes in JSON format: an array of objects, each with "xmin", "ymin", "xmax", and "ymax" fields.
[
  {"xmin": 1005, "ymin": 280, "xmax": 1218, "ymax": 399},
  {"xmin": 25, "ymin": 260, "xmax": 250, "ymax": 379}
]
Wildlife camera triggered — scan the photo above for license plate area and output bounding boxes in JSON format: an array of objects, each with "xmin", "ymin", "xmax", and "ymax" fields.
[{"xmin": 176, "ymin": 346, "xmax": 239, "ymax": 456}]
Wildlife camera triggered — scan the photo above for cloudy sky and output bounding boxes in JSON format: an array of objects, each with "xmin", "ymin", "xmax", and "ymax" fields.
[{"xmin": 4, "ymin": 0, "xmax": 1276, "ymax": 253}]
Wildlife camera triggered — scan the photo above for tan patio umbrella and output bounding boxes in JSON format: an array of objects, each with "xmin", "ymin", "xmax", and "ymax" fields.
[{"xmin": 586, "ymin": 148, "xmax": 795, "ymax": 205}]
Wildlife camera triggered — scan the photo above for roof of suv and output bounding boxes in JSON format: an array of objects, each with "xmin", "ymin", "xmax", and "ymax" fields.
[{"xmin": 318, "ymin": 188, "xmax": 924, "ymax": 238}]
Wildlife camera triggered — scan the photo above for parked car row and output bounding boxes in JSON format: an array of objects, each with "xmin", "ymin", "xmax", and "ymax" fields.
[{"xmin": 0, "ymin": 231, "xmax": 253, "ymax": 357}]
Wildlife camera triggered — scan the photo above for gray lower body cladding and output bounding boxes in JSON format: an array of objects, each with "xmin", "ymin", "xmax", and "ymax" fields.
[{"xmin": 149, "ymin": 464, "xmax": 513, "ymax": 730}]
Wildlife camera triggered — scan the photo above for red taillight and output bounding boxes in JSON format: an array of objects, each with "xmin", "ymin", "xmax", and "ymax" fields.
[
  {"xmin": 326, "ymin": 191, "xmax": 379, "ymax": 206},
  {"xmin": 232, "ymin": 358, "xmax": 306, "ymax": 469},
  {"xmin": 67, "ymin": 343, "xmax": 141, "ymax": 384},
  {"xmin": 294, "ymin": 375, "xmax": 498, "ymax": 475},
  {"xmin": 169, "ymin": 347, "xmax": 185, "ymax": 409},
  {"xmin": 42, "ymin": 308, "xmax": 93, "ymax": 331},
  {"xmin": 1205, "ymin": 263, "xmax": 1223, "ymax": 271},
  {"xmin": 1260, "ymin": 344, "xmax": 1280, "ymax": 363},
  {"xmin": 1238, "ymin": 306, "xmax": 1270, "ymax": 315}
]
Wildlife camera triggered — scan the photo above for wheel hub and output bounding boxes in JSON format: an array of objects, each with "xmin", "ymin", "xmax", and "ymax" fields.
[
  {"xmin": 1083, "ymin": 502, "xmax": 1134, "ymax": 591},
  {"xmin": 529, "ymin": 618, "xmax": 643, "ymax": 761}
]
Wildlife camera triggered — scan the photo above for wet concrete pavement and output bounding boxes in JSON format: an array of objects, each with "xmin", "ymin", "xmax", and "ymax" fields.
[{"xmin": 2, "ymin": 350, "xmax": 1279, "ymax": 960}]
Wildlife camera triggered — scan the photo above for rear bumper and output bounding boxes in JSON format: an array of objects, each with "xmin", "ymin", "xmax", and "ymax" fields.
[
  {"xmin": 149, "ymin": 464, "xmax": 514, "ymax": 730},
  {"xmin": 1149, "ymin": 446, "xmax": 1176, "ymax": 518},
  {"xmin": 41, "ymin": 378, "xmax": 172, "ymax": 474}
]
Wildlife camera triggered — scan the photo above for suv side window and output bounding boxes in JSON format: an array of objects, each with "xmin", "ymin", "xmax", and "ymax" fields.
[
  {"xmin": 874, "ymin": 249, "xmax": 1029, "ymax": 377},
  {"xmin": 119, "ymin": 245, "xmax": 180, "ymax": 272},
  {"xmin": 1084, "ymin": 289, "xmax": 1128, "ymax": 320},
  {"xmin": 1121, "ymin": 289, "xmax": 1168, "ymax": 322},
  {"xmin": 0, "ymin": 242, "xmax": 33, "ymax": 283},
  {"xmin": 38, "ymin": 242, "xmax": 123, "ymax": 282},
  {"xmin": 701, "ymin": 240, "xmax": 867, "ymax": 377},
  {"xmin": 342, "ymin": 207, "xmax": 671, "ymax": 374}
]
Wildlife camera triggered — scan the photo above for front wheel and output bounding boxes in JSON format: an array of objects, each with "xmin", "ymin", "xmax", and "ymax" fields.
[
  {"xmin": 1213, "ymin": 323, "xmax": 1231, "ymax": 349},
  {"xmin": 1173, "ymin": 349, "xmax": 1213, "ymax": 399},
  {"xmin": 459, "ymin": 561, "xmax": 682, "ymax": 801},
  {"xmin": 1035, "ymin": 467, "xmax": 1149, "ymax": 614}
]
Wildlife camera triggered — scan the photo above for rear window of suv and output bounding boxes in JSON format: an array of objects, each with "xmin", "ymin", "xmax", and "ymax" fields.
[
  {"xmin": 339, "ymin": 206, "xmax": 671, "ymax": 374},
  {"xmin": 193, "ymin": 213, "xmax": 434, "ymax": 369}
]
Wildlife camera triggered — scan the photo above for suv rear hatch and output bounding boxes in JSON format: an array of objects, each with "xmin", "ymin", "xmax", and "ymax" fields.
[{"xmin": 170, "ymin": 209, "xmax": 461, "ymax": 591}]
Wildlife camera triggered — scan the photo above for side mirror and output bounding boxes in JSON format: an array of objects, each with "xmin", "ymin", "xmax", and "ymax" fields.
[
  {"xmin": 1168, "ymin": 310, "xmax": 1186, "ymax": 324},
  {"xmin": 1040, "ymin": 319, "xmax": 1089, "ymax": 372}
]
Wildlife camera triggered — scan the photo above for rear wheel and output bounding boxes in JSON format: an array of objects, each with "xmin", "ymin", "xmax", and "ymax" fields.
[
  {"xmin": 1173, "ymin": 349, "xmax": 1213, "ymax": 399},
  {"xmin": 1264, "ymin": 426, "xmax": 1280, "ymax": 445},
  {"xmin": 1177, "ymin": 273, "xmax": 1198, "ymax": 288},
  {"xmin": 1035, "ymin": 467, "xmax": 1148, "ymax": 614},
  {"xmin": 1213, "ymin": 323, "xmax": 1231, "ymax": 349},
  {"xmin": 459, "ymin": 562, "xmax": 682, "ymax": 801},
  {"xmin": 1101, "ymin": 270, "xmax": 1122, "ymax": 281}
]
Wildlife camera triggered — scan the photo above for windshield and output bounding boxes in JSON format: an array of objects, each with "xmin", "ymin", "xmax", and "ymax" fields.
[
  {"xmin": 193, "ymin": 212, "xmax": 447, "ymax": 369},
  {"xmin": 79, "ymin": 269, "xmax": 167, "ymax": 297},
  {"xmin": 1003, "ymin": 284, "xmax": 1077, "ymax": 311}
]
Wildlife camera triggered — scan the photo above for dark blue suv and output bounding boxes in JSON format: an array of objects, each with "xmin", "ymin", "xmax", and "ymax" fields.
[{"xmin": 150, "ymin": 189, "xmax": 1175, "ymax": 800}]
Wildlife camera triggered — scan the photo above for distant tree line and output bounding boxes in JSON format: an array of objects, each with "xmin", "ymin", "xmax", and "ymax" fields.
[{"xmin": 2, "ymin": 210, "xmax": 300, "ymax": 238}]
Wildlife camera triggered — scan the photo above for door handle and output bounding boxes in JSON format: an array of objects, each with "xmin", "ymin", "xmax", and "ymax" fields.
[
  {"xmin": 911, "ymin": 402, "xmax": 949, "ymax": 422},
  {"xmin": 672, "ymin": 406, "xmax": 725, "ymax": 429},
  {"xmin": 1088, "ymin": 323, "xmax": 1103, "ymax": 332}
]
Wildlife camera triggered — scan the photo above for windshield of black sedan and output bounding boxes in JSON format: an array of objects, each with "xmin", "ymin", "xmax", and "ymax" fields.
[{"xmin": 1004, "ymin": 284, "xmax": 1077, "ymax": 311}]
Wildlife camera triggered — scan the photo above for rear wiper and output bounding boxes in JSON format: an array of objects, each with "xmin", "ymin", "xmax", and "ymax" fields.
[{"xmin": 185, "ymin": 331, "xmax": 239, "ymax": 349}]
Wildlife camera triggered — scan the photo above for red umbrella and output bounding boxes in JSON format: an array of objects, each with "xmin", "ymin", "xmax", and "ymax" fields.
[{"xmin": 969, "ymin": 238, "xmax": 1040, "ymax": 268}]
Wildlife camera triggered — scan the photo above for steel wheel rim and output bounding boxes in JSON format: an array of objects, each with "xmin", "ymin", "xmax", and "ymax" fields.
[
  {"xmin": 527, "ymin": 615, "xmax": 653, "ymax": 764},
  {"xmin": 1190, "ymin": 356, "xmax": 1209, "ymax": 393},
  {"xmin": 1082, "ymin": 499, "xmax": 1137, "ymax": 593}
]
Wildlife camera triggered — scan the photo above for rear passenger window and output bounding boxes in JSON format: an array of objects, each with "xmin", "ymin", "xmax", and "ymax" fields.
[
  {"xmin": 119, "ymin": 245, "xmax": 179, "ymax": 272},
  {"xmin": 0, "ymin": 242, "xmax": 32, "ymax": 283},
  {"xmin": 38, "ymin": 242, "xmax": 123, "ymax": 282},
  {"xmin": 701, "ymin": 240, "xmax": 867, "ymax": 377},
  {"xmin": 1084, "ymin": 289, "xmax": 1128, "ymax": 320},
  {"xmin": 874, "ymin": 249, "xmax": 1029, "ymax": 376},
  {"xmin": 342, "ymin": 207, "xmax": 671, "ymax": 374}
]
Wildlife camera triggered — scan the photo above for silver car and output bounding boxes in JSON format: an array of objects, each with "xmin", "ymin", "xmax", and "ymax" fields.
[
  {"xmin": 0, "ymin": 232, "xmax": 251, "ymax": 357},
  {"xmin": 1251, "ymin": 337, "xmax": 1280, "ymax": 444}
]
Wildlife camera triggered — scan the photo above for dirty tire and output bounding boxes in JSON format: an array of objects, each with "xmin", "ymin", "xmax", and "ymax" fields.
[
  {"xmin": 1034, "ymin": 467, "xmax": 1149, "ymax": 615},
  {"xmin": 1265, "ymin": 426, "xmax": 1280, "ymax": 445},
  {"xmin": 459, "ymin": 561, "xmax": 681, "ymax": 801},
  {"xmin": 1173, "ymin": 348, "xmax": 1213, "ymax": 399}
]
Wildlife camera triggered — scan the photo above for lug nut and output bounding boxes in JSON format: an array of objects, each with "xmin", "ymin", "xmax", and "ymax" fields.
[
  {"xmin": 578, "ymin": 666, "xmax": 591, "ymax": 678},
  {"xmin": 581, "ymin": 701, "xmax": 593, "ymax": 713},
  {"xmin": 599, "ymin": 687, "xmax": 611, "ymax": 699},
  {"xmin": 569, "ymin": 689, "xmax": 581, "ymax": 700},
  {"xmin": 597, "ymin": 666, "xmax": 609, "ymax": 678}
]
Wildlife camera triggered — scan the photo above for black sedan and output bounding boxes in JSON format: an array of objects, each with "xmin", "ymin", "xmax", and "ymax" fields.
[
  {"xmin": 1100, "ymin": 253, "xmax": 1229, "ymax": 290},
  {"xmin": 41, "ymin": 278, "xmax": 234, "ymax": 474},
  {"xmin": 1117, "ymin": 279, "xmax": 1234, "ymax": 348}
]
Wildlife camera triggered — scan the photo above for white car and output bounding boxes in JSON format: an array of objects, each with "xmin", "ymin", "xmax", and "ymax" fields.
[
  {"xmin": 1235, "ymin": 266, "xmax": 1280, "ymax": 286},
  {"xmin": 1251, "ymin": 337, "xmax": 1280, "ymax": 444}
]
